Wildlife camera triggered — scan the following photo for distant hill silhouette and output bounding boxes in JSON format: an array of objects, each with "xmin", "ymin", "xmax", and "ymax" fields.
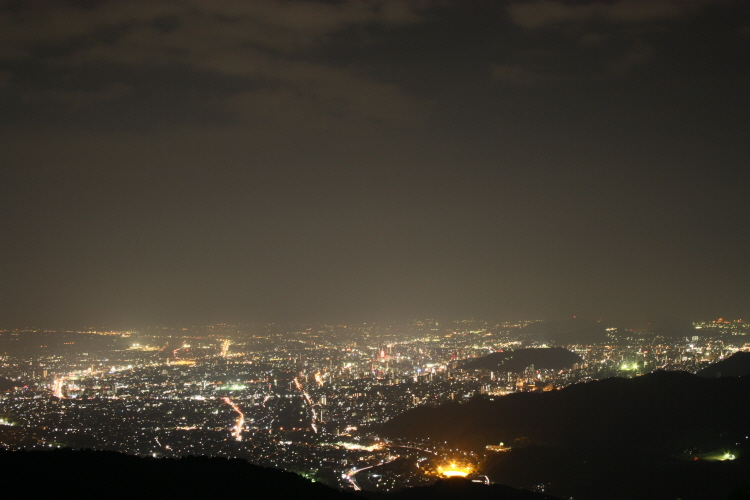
[
  {"xmin": 698, "ymin": 351, "xmax": 750, "ymax": 378},
  {"xmin": 611, "ymin": 316, "xmax": 695, "ymax": 336},
  {"xmin": 520, "ymin": 318, "xmax": 606, "ymax": 344},
  {"xmin": 460, "ymin": 348, "xmax": 582, "ymax": 372},
  {"xmin": 380, "ymin": 371, "xmax": 750, "ymax": 499},
  {"xmin": 519, "ymin": 317, "xmax": 695, "ymax": 344},
  {"xmin": 0, "ymin": 449, "xmax": 560, "ymax": 500}
]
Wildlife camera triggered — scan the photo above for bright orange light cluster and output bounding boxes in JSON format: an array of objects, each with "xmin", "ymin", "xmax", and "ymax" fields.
[{"xmin": 438, "ymin": 463, "xmax": 472, "ymax": 478}]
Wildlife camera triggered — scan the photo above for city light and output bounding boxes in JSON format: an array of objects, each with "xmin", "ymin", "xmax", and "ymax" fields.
[
  {"xmin": 438, "ymin": 463, "xmax": 472, "ymax": 478},
  {"xmin": 0, "ymin": 318, "xmax": 746, "ymax": 494},
  {"xmin": 221, "ymin": 397, "xmax": 245, "ymax": 442}
]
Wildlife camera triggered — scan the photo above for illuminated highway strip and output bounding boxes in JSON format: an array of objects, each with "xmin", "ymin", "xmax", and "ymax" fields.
[
  {"xmin": 345, "ymin": 454, "xmax": 401, "ymax": 491},
  {"xmin": 52, "ymin": 376, "xmax": 67, "ymax": 398},
  {"xmin": 172, "ymin": 344, "xmax": 187, "ymax": 359},
  {"xmin": 220, "ymin": 339, "xmax": 231, "ymax": 357},
  {"xmin": 293, "ymin": 377, "xmax": 318, "ymax": 434},
  {"xmin": 221, "ymin": 397, "xmax": 245, "ymax": 441}
]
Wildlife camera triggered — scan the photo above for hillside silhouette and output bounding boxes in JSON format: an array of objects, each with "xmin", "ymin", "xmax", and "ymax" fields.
[
  {"xmin": 0, "ymin": 448, "xmax": 347, "ymax": 499},
  {"xmin": 0, "ymin": 448, "xmax": 560, "ymax": 500},
  {"xmin": 698, "ymin": 351, "xmax": 750, "ymax": 378},
  {"xmin": 380, "ymin": 371, "xmax": 750, "ymax": 499}
]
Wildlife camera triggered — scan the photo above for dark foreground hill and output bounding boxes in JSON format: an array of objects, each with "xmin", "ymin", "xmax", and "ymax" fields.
[
  {"xmin": 380, "ymin": 371, "xmax": 750, "ymax": 500},
  {"xmin": 460, "ymin": 348, "xmax": 581, "ymax": 372},
  {"xmin": 0, "ymin": 449, "xmax": 558, "ymax": 500},
  {"xmin": 0, "ymin": 448, "xmax": 347, "ymax": 499},
  {"xmin": 698, "ymin": 351, "xmax": 750, "ymax": 378}
]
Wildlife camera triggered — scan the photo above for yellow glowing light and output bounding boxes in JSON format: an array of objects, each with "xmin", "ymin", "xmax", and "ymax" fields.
[
  {"xmin": 442, "ymin": 470, "xmax": 469, "ymax": 477},
  {"xmin": 335, "ymin": 442, "xmax": 383, "ymax": 451},
  {"xmin": 220, "ymin": 339, "xmax": 231, "ymax": 357},
  {"xmin": 438, "ymin": 463, "xmax": 472, "ymax": 478},
  {"xmin": 52, "ymin": 376, "xmax": 67, "ymax": 398}
]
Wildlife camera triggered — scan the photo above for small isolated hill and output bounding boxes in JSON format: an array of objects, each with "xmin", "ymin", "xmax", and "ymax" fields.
[
  {"xmin": 697, "ymin": 351, "xmax": 750, "ymax": 378},
  {"xmin": 460, "ymin": 348, "xmax": 581, "ymax": 373}
]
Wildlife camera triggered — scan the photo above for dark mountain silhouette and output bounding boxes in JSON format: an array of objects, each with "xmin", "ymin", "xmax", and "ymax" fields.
[
  {"xmin": 698, "ymin": 351, "xmax": 750, "ymax": 378},
  {"xmin": 382, "ymin": 370, "xmax": 750, "ymax": 449},
  {"xmin": 613, "ymin": 316, "xmax": 695, "ymax": 335},
  {"xmin": 380, "ymin": 371, "xmax": 750, "ymax": 499},
  {"xmin": 0, "ymin": 448, "xmax": 559, "ymax": 500},
  {"xmin": 0, "ymin": 448, "xmax": 347, "ymax": 499},
  {"xmin": 460, "ymin": 348, "xmax": 581, "ymax": 372}
]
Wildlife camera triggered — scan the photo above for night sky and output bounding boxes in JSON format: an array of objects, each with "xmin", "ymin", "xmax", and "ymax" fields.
[{"xmin": 2, "ymin": 0, "xmax": 749, "ymax": 328}]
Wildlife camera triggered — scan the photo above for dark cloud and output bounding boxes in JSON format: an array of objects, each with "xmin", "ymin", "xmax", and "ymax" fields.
[
  {"xmin": 496, "ymin": 0, "xmax": 746, "ymax": 82},
  {"xmin": 0, "ymin": 0, "xmax": 429, "ymax": 137},
  {"xmin": 1, "ymin": 1, "xmax": 749, "ymax": 326},
  {"xmin": 490, "ymin": 63, "xmax": 546, "ymax": 86},
  {"xmin": 506, "ymin": 0, "xmax": 717, "ymax": 29}
]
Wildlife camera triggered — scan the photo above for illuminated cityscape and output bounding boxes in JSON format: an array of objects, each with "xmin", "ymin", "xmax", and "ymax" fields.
[
  {"xmin": 2, "ymin": 2, "xmax": 750, "ymax": 497},
  {"xmin": 1, "ymin": 318, "xmax": 747, "ymax": 492}
]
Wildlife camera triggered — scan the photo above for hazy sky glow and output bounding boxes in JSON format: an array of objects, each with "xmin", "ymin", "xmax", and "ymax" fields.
[{"xmin": 2, "ymin": 0, "xmax": 749, "ymax": 327}]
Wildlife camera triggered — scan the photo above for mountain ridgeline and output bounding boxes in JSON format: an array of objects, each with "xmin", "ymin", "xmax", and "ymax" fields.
[
  {"xmin": 697, "ymin": 351, "xmax": 750, "ymax": 378},
  {"xmin": 379, "ymin": 368, "xmax": 750, "ymax": 499}
]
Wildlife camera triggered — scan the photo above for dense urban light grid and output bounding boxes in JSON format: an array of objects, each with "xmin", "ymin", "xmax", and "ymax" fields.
[{"xmin": 1, "ymin": 318, "xmax": 748, "ymax": 493}]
